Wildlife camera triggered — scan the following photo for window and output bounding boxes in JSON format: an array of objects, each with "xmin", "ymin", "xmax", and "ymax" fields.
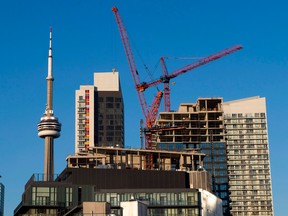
[
  {"xmin": 32, "ymin": 187, "xmax": 57, "ymax": 206},
  {"xmin": 106, "ymin": 103, "xmax": 113, "ymax": 108},
  {"xmin": 107, "ymin": 137, "xmax": 113, "ymax": 141},
  {"xmin": 66, "ymin": 188, "xmax": 72, "ymax": 207},
  {"xmin": 260, "ymin": 113, "xmax": 265, "ymax": 118},
  {"xmin": 115, "ymin": 97, "xmax": 122, "ymax": 102},
  {"xmin": 106, "ymin": 97, "xmax": 114, "ymax": 102}
]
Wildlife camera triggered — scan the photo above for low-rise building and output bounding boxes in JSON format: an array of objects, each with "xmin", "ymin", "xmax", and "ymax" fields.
[{"xmin": 14, "ymin": 147, "xmax": 222, "ymax": 216}]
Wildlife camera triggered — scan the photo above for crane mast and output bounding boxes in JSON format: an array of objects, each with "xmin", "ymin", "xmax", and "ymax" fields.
[
  {"xmin": 146, "ymin": 91, "xmax": 163, "ymax": 128},
  {"xmin": 160, "ymin": 57, "xmax": 171, "ymax": 112}
]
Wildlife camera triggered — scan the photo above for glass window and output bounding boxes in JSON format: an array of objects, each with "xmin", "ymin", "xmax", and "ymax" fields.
[
  {"xmin": 115, "ymin": 98, "xmax": 122, "ymax": 102},
  {"xmin": 260, "ymin": 113, "xmax": 266, "ymax": 118},
  {"xmin": 32, "ymin": 187, "xmax": 57, "ymax": 206},
  {"xmin": 106, "ymin": 97, "xmax": 114, "ymax": 102},
  {"xmin": 66, "ymin": 188, "xmax": 72, "ymax": 207},
  {"xmin": 106, "ymin": 103, "xmax": 113, "ymax": 108}
]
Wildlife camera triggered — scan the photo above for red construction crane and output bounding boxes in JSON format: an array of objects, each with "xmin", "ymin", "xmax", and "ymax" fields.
[
  {"xmin": 112, "ymin": 6, "xmax": 242, "ymax": 169},
  {"xmin": 112, "ymin": 6, "xmax": 162, "ymax": 126},
  {"xmin": 112, "ymin": 6, "xmax": 162, "ymax": 148},
  {"xmin": 148, "ymin": 45, "xmax": 243, "ymax": 111},
  {"xmin": 112, "ymin": 6, "xmax": 164, "ymax": 169}
]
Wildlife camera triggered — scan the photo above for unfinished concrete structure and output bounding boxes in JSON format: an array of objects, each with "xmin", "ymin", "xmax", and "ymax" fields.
[
  {"xmin": 68, "ymin": 147, "xmax": 204, "ymax": 170},
  {"xmin": 154, "ymin": 98, "xmax": 230, "ymax": 214}
]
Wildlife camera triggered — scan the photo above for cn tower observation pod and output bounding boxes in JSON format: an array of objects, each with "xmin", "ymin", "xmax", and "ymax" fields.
[{"xmin": 37, "ymin": 116, "xmax": 61, "ymax": 138}]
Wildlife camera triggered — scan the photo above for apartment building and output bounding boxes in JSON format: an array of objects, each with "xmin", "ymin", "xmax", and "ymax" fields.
[
  {"xmin": 223, "ymin": 96, "xmax": 273, "ymax": 215},
  {"xmin": 75, "ymin": 72, "xmax": 124, "ymax": 153}
]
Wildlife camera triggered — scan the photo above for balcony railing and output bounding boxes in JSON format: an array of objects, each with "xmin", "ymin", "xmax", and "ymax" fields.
[{"xmin": 25, "ymin": 173, "xmax": 59, "ymax": 189}]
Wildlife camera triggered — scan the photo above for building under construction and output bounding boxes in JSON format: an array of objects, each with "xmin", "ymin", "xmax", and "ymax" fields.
[
  {"xmin": 152, "ymin": 97, "xmax": 274, "ymax": 216},
  {"xmin": 153, "ymin": 98, "xmax": 230, "ymax": 214}
]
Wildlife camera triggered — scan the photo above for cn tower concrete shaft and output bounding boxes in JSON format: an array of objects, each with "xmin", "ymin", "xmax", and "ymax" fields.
[
  {"xmin": 47, "ymin": 79, "xmax": 53, "ymax": 113},
  {"xmin": 44, "ymin": 137, "xmax": 54, "ymax": 181},
  {"xmin": 37, "ymin": 28, "xmax": 61, "ymax": 181}
]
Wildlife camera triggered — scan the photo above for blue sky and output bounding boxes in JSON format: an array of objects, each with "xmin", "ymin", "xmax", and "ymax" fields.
[{"xmin": 0, "ymin": 0, "xmax": 287, "ymax": 215}]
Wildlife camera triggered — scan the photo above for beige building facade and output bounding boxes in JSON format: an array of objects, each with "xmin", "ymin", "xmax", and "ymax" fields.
[{"xmin": 223, "ymin": 96, "xmax": 273, "ymax": 215}]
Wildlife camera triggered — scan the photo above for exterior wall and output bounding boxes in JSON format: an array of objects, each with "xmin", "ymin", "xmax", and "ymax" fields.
[
  {"xmin": 94, "ymin": 72, "xmax": 120, "ymax": 91},
  {"xmin": 82, "ymin": 202, "xmax": 111, "ymax": 215},
  {"xmin": 188, "ymin": 171, "xmax": 212, "ymax": 192},
  {"xmin": 200, "ymin": 189, "xmax": 223, "ymax": 216},
  {"xmin": 75, "ymin": 72, "xmax": 124, "ymax": 153},
  {"xmin": 120, "ymin": 200, "xmax": 147, "ymax": 216},
  {"xmin": 223, "ymin": 96, "xmax": 274, "ymax": 215},
  {"xmin": 75, "ymin": 85, "xmax": 96, "ymax": 153},
  {"xmin": 0, "ymin": 183, "xmax": 4, "ymax": 216}
]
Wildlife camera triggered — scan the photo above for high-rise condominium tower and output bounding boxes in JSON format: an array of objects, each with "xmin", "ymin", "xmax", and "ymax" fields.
[
  {"xmin": 154, "ymin": 96, "xmax": 274, "ymax": 215},
  {"xmin": 223, "ymin": 96, "xmax": 273, "ymax": 215},
  {"xmin": 75, "ymin": 72, "xmax": 124, "ymax": 153}
]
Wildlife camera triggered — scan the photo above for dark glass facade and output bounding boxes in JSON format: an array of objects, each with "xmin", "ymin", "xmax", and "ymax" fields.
[
  {"xmin": 96, "ymin": 91, "xmax": 124, "ymax": 147},
  {"xmin": 199, "ymin": 142, "xmax": 229, "ymax": 214},
  {"xmin": 94, "ymin": 191, "xmax": 200, "ymax": 215}
]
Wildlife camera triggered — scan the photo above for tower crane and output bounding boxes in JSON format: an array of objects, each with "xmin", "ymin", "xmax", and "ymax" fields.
[
  {"xmin": 155, "ymin": 45, "xmax": 242, "ymax": 111},
  {"xmin": 112, "ymin": 7, "xmax": 162, "ymax": 148},
  {"xmin": 112, "ymin": 6, "xmax": 242, "ymax": 169}
]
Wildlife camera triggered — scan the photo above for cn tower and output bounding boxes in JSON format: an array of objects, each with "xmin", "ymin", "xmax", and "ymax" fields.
[{"xmin": 37, "ymin": 28, "xmax": 61, "ymax": 181}]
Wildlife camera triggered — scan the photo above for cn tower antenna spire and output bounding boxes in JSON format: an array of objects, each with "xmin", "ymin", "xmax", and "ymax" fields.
[
  {"xmin": 47, "ymin": 27, "xmax": 53, "ymax": 80},
  {"xmin": 37, "ymin": 27, "xmax": 61, "ymax": 181}
]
